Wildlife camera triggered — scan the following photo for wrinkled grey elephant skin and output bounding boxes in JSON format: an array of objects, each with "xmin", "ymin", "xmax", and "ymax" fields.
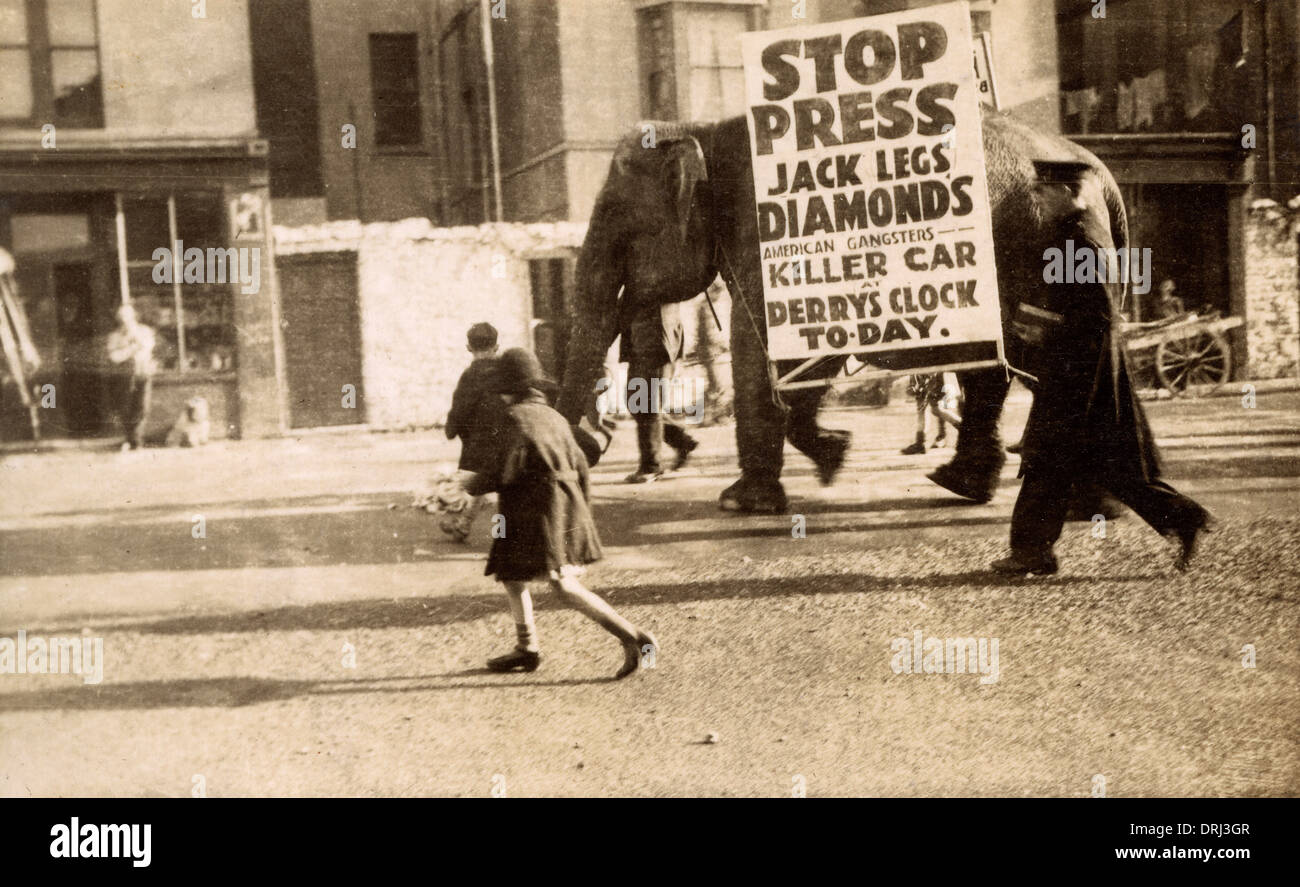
[{"xmin": 556, "ymin": 110, "xmax": 1127, "ymax": 514}]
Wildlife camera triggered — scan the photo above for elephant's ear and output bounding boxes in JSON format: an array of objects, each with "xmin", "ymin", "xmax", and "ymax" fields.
[{"xmin": 665, "ymin": 137, "xmax": 708, "ymax": 246}]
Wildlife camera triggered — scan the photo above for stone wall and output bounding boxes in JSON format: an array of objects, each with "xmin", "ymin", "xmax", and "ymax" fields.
[
  {"xmin": 274, "ymin": 219, "xmax": 586, "ymax": 429},
  {"xmin": 1244, "ymin": 198, "xmax": 1300, "ymax": 380}
]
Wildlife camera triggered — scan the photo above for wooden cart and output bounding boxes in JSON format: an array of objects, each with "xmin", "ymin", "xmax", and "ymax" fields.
[{"xmin": 1120, "ymin": 311, "xmax": 1243, "ymax": 396}]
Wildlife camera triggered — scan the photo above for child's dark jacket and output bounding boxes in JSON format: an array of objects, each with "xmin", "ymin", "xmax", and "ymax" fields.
[
  {"xmin": 465, "ymin": 391, "xmax": 602, "ymax": 580},
  {"xmin": 446, "ymin": 356, "xmax": 505, "ymax": 473}
]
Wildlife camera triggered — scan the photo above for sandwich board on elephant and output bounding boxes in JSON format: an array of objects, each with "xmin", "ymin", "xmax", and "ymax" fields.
[{"xmin": 740, "ymin": 1, "xmax": 1005, "ymax": 392}]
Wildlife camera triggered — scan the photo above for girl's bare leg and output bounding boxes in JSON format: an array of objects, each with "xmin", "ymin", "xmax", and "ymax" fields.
[
  {"xmin": 550, "ymin": 575, "xmax": 657, "ymax": 678},
  {"xmin": 935, "ymin": 404, "xmax": 963, "ymax": 429},
  {"xmin": 503, "ymin": 581, "xmax": 538, "ymax": 652},
  {"xmin": 486, "ymin": 581, "xmax": 543, "ymax": 672},
  {"xmin": 931, "ymin": 404, "xmax": 948, "ymax": 447}
]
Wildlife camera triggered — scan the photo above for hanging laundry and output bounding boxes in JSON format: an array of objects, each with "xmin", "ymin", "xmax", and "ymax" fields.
[
  {"xmin": 1063, "ymin": 87, "xmax": 1101, "ymax": 133},
  {"xmin": 1132, "ymin": 69, "xmax": 1166, "ymax": 130},
  {"xmin": 1184, "ymin": 40, "xmax": 1218, "ymax": 121}
]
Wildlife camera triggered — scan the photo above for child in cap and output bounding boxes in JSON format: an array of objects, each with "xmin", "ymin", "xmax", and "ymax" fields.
[
  {"xmin": 441, "ymin": 322, "xmax": 504, "ymax": 541},
  {"xmin": 464, "ymin": 347, "xmax": 658, "ymax": 678}
]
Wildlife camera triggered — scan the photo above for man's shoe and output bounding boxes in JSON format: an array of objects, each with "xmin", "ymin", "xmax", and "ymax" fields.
[
  {"xmin": 719, "ymin": 476, "xmax": 788, "ymax": 514},
  {"xmin": 901, "ymin": 432, "xmax": 926, "ymax": 456},
  {"xmin": 814, "ymin": 430, "xmax": 851, "ymax": 486},
  {"xmin": 486, "ymin": 648, "xmax": 541, "ymax": 673},
  {"xmin": 1172, "ymin": 515, "xmax": 1218, "ymax": 571},
  {"xmin": 624, "ymin": 469, "xmax": 662, "ymax": 484},
  {"xmin": 932, "ymin": 433, "xmax": 947, "ymax": 449},
  {"xmin": 671, "ymin": 438, "xmax": 699, "ymax": 471},
  {"xmin": 990, "ymin": 552, "xmax": 1059, "ymax": 575}
]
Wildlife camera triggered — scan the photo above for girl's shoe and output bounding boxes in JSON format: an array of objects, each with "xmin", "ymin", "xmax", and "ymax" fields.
[
  {"xmin": 616, "ymin": 629, "xmax": 659, "ymax": 679},
  {"xmin": 487, "ymin": 647, "xmax": 541, "ymax": 672}
]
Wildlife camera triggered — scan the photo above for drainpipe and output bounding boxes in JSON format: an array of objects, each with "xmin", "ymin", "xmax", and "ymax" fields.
[{"xmin": 479, "ymin": 0, "xmax": 504, "ymax": 222}]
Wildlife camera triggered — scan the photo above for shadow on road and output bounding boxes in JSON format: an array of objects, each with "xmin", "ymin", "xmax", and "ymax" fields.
[
  {"xmin": 0, "ymin": 490, "xmax": 1012, "ymax": 576},
  {"xmin": 0, "ymin": 672, "xmax": 621, "ymax": 712},
  {"xmin": 9, "ymin": 567, "xmax": 1159, "ymax": 641}
]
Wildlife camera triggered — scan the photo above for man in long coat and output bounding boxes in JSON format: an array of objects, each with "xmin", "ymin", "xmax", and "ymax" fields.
[{"xmin": 992, "ymin": 161, "xmax": 1214, "ymax": 575}]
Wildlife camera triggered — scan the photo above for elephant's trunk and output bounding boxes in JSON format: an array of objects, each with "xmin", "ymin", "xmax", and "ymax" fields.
[{"xmin": 556, "ymin": 221, "xmax": 623, "ymax": 424}]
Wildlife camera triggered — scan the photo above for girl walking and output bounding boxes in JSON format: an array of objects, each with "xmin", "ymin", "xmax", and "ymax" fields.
[{"xmin": 465, "ymin": 348, "xmax": 658, "ymax": 678}]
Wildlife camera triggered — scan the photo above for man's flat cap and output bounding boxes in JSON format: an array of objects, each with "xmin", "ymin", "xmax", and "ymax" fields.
[{"xmin": 1032, "ymin": 159, "xmax": 1097, "ymax": 183}]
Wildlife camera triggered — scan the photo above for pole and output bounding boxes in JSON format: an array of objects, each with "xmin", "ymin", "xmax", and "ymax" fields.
[
  {"xmin": 166, "ymin": 192, "xmax": 187, "ymax": 371},
  {"xmin": 479, "ymin": 0, "xmax": 504, "ymax": 222},
  {"xmin": 113, "ymin": 192, "xmax": 130, "ymax": 306}
]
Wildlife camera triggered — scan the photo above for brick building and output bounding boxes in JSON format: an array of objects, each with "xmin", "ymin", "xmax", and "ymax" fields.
[{"xmin": 0, "ymin": 0, "xmax": 282, "ymax": 442}]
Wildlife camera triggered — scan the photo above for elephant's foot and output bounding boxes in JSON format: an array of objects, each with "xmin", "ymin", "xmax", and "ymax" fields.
[
  {"xmin": 927, "ymin": 456, "xmax": 1003, "ymax": 504},
  {"xmin": 813, "ymin": 429, "xmax": 852, "ymax": 486},
  {"xmin": 719, "ymin": 475, "xmax": 788, "ymax": 514}
]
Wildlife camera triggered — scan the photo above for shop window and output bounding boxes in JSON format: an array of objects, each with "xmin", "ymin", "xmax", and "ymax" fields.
[
  {"xmin": 369, "ymin": 32, "xmax": 422, "ymax": 147},
  {"xmin": 0, "ymin": 0, "xmax": 104, "ymax": 128},
  {"xmin": 528, "ymin": 257, "xmax": 573, "ymax": 380},
  {"xmin": 121, "ymin": 193, "xmax": 235, "ymax": 375}
]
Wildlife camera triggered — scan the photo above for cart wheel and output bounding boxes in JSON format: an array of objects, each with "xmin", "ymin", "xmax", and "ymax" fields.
[{"xmin": 1156, "ymin": 328, "xmax": 1232, "ymax": 396}]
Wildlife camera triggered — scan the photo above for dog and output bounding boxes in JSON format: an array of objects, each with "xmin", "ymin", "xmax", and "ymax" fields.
[{"xmin": 165, "ymin": 396, "xmax": 211, "ymax": 447}]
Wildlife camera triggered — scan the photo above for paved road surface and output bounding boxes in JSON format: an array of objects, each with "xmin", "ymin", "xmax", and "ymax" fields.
[{"xmin": 1, "ymin": 389, "xmax": 1296, "ymax": 796}]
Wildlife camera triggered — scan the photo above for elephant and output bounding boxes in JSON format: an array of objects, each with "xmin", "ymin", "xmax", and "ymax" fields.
[{"xmin": 555, "ymin": 109, "xmax": 1128, "ymax": 514}]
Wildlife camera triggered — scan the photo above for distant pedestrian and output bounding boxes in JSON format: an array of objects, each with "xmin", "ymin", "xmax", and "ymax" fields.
[
  {"xmin": 901, "ymin": 372, "xmax": 961, "ymax": 454},
  {"xmin": 621, "ymin": 302, "xmax": 698, "ymax": 482},
  {"xmin": 105, "ymin": 303, "xmax": 155, "ymax": 450},
  {"xmin": 694, "ymin": 279, "xmax": 728, "ymax": 422},
  {"xmin": 1155, "ymin": 278, "xmax": 1184, "ymax": 319},
  {"xmin": 442, "ymin": 322, "xmax": 505, "ymax": 541},
  {"xmin": 992, "ymin": 161, "xmax": 1214, "ymax": 575},
  {"xmin": 464, "ymin": 348, "xmax": 658, "ymax": 678}
]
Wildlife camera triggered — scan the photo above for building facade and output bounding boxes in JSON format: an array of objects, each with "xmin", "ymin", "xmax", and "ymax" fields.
[
  {"xmin": 249, "ymin": 0, "xmax": 445, "ymax": 226},
  {"xmin": 0, "ymin": 0, "xmax": 283, "ymax": 442},
  {"xmin": 429, "ymin": 0, "xmax": 1297, "ymax": 381}
]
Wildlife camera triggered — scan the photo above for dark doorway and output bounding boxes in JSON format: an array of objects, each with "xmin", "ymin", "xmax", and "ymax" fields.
[
  {"xmin": 277, "ymin": 252, "xmax": 365, "ymax": 428},
  {"xmin": 1123, "ymin": 183, "xmax": 1231, "ymax": 321},
  {"xmin": 52, "ymin": 261, "xmax": 107, "ymax": 436}
]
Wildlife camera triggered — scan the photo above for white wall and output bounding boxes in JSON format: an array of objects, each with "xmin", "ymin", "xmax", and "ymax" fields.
[{"xmin": 275, "ymin": 219, "xmax": 588, "ymax": 428}]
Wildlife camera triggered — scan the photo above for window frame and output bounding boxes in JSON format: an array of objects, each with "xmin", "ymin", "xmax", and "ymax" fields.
[
  {"xmin": 368, "ymin": 31, "xmax": 425, "ymax": 151},
  {"xmin": 0, "ymin": 0, "xmax": 105, "ymax": 129},
  {"xmin": 119, "ymin": 191, "xmax": 237, "ymax": 377}
]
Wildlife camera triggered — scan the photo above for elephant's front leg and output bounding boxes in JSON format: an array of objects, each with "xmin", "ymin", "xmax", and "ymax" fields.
[
  {"xmin": 928, "ymin": 366, "xmax": 1009, "ymax": 503},
  {"xmin": 719, "ymin": 289, "xmax": 789, "ymax": 514}
]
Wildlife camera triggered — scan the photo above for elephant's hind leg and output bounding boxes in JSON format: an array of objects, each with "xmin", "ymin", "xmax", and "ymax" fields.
[{"xmin": 928, "ymin": 366, "xmax": 1008, "ymax": 503}]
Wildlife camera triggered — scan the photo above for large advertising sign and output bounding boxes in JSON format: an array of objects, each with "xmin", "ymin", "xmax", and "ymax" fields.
[{"xmin": 741, "ymin": 1, "xmax": 1003, "ymax": 371}]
